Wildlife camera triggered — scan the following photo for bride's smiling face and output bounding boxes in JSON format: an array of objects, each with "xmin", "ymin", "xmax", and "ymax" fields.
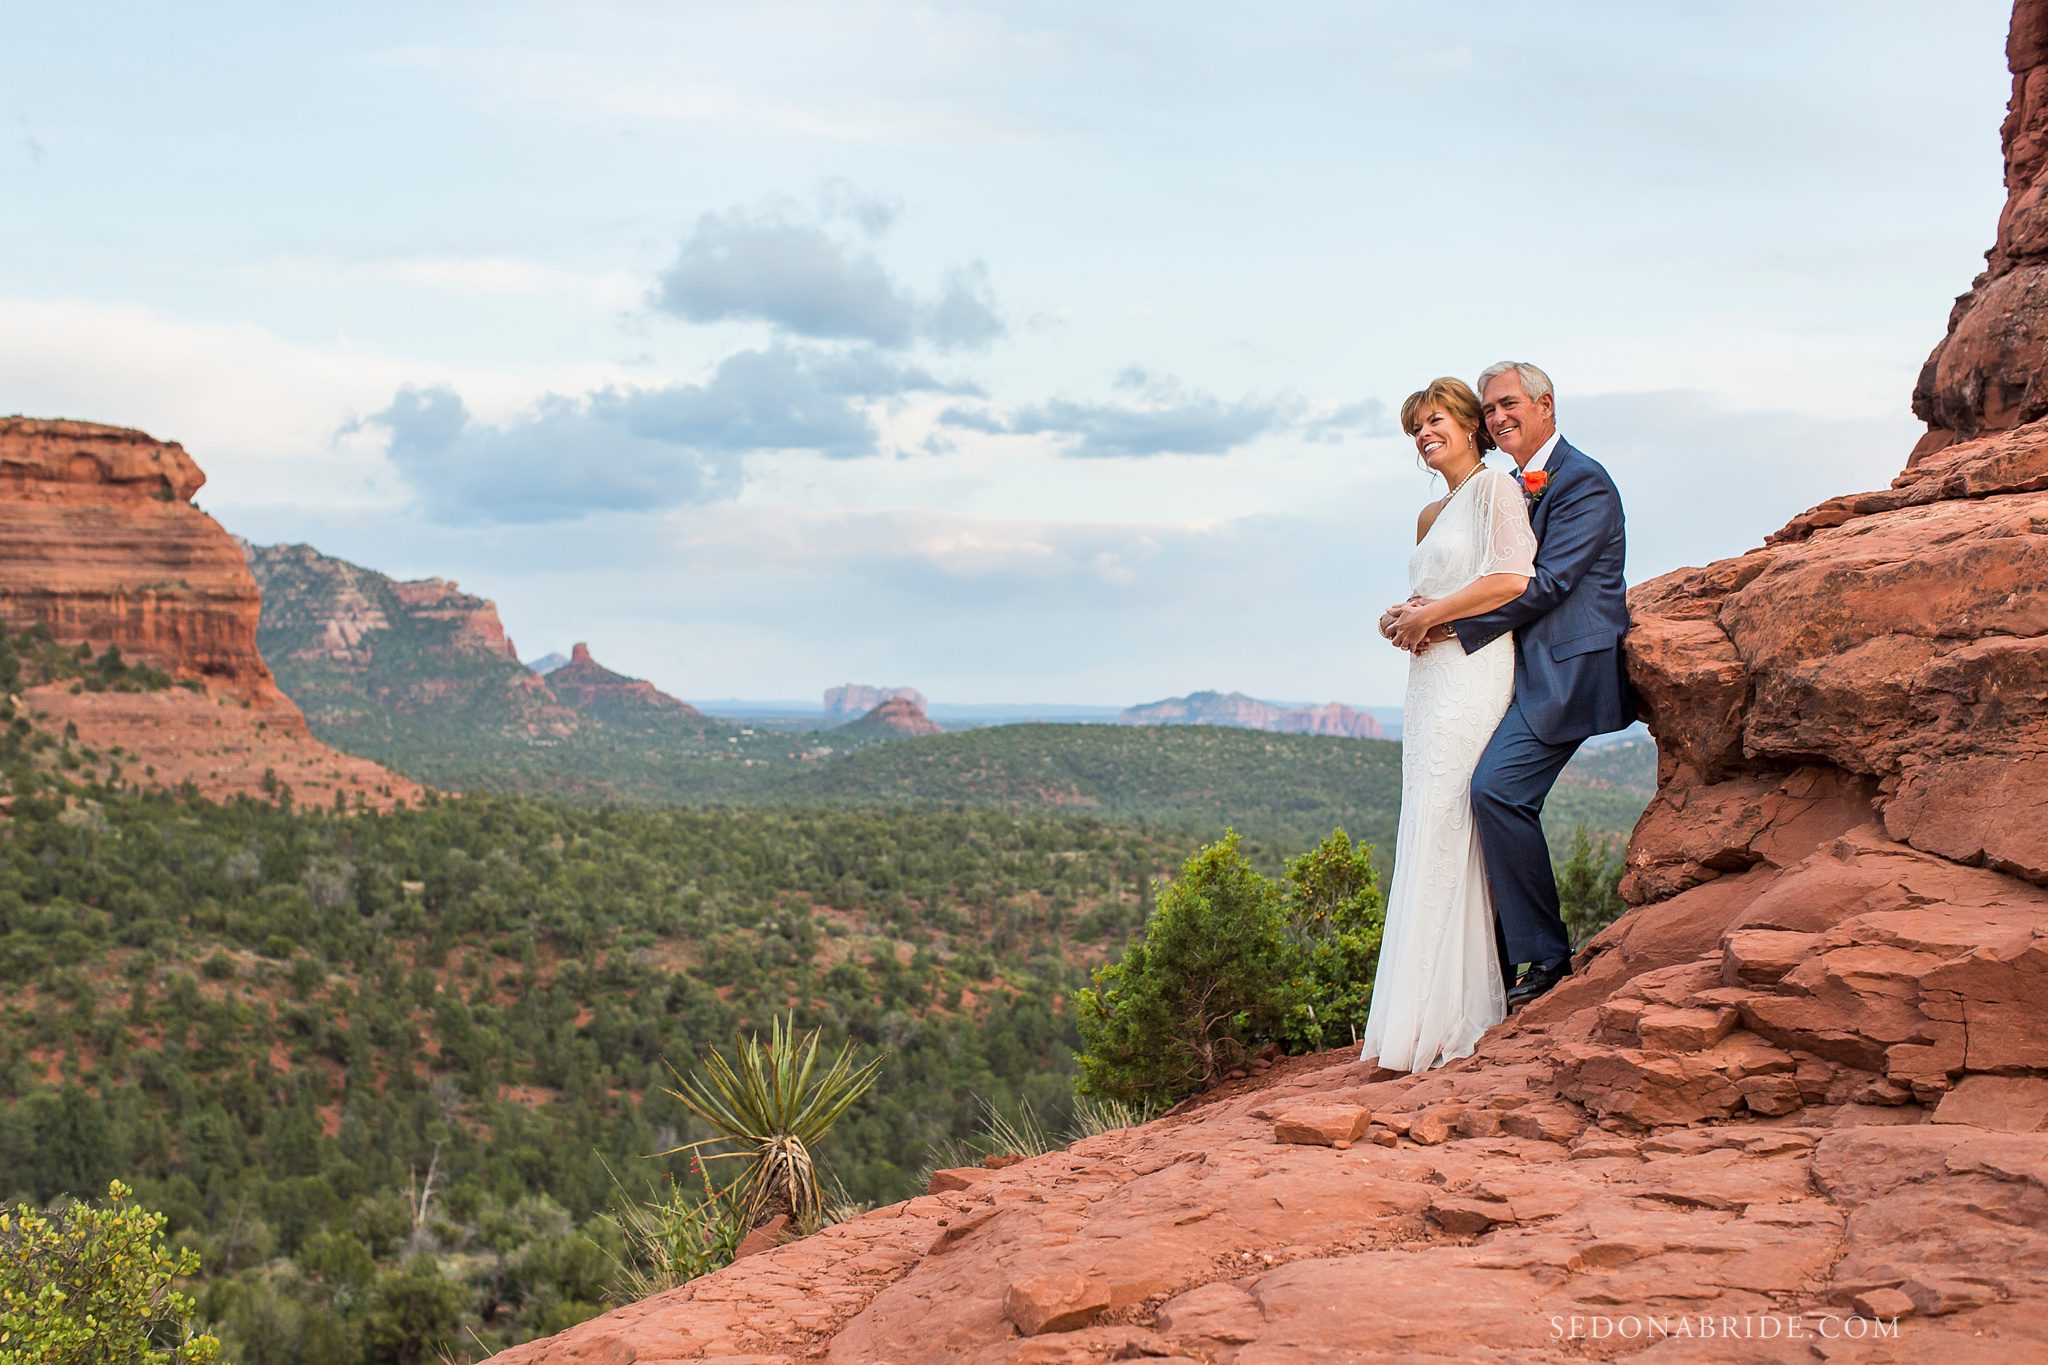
[{"xmin": 1409, "ymin": 406, "xmax": 1469, "ymax": 474}]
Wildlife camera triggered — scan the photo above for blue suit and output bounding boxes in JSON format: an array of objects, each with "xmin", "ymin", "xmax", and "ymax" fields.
[{"xmin": 1449, "ymin": 438, "xmax": 1634, "ymax": 973}]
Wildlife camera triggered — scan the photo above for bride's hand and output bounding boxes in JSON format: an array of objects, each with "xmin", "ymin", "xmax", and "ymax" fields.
[
  {"xmin": 1380, "ymin": 595, "xmax": 1426, "ymax": 642},
  {"xmin": 1391, "ymin": 611, "xmax": 1449, "ymax": 653}
]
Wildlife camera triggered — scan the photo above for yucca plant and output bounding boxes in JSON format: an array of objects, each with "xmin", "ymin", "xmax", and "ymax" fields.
[{"xmin": 659, "ymin": 1014, "xmax": 885, "ymax": 1230}]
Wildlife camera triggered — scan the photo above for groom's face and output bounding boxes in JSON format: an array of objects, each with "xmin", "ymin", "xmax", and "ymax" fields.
[{"xmin": 1481, "ymin": 374, "xmax": 1556, "ymax": 463}]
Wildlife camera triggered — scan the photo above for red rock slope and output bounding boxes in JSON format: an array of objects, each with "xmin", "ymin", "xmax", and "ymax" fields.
[
  {"xmin": 489, "ymin": 10, "xmax": 2048, "ymax": 1359},
  {"xmin": 0, "ymin": 417, "xmax": 420, "ymax": 808}
]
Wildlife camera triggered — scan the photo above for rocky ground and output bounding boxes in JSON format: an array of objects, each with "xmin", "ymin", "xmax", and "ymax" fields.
[{"xmin": 485, "ymin": 799, "xmax": 2048, "ymax": 1363}]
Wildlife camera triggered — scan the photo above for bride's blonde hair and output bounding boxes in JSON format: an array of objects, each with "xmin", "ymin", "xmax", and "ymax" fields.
[{"xmin": 1400, "ymin": 377, "xmax": 1495, "ymax": 454}]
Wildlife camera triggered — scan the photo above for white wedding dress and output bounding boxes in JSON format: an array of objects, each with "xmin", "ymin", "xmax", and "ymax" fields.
[{"xmin": 1359, "ymin": 465, "xmax": 1537, "ymax": 1072}]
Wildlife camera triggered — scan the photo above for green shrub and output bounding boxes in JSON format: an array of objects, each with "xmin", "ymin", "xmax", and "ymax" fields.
[
  {"xmin": 0, "ymin": 1179, "xmax": 221, "ymax": 1364},
  {"xmin": 1074, "ymin": 830, "xmax": 1291, "ymax": 1104},
  {"xmin": 600, "ymin": 1166, "xmax": 749, "ymax": 1301},
  {"xmin": 1276, "ymin": 829, "xmax": 1386, "ymax": 1051},
  {"xmin": 360, "ymin": 1255, "xmax": 463, "ymax": 1365}
]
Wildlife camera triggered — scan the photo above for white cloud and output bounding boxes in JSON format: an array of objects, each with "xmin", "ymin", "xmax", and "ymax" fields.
[
  {"xmin": 0, "ymin": 297, "xmax": 415, "ymax": 510},
  {"xmin": 0, "ymin": 298, "xmax": 650, "ymax": 514},
  {"xmin": 648, "ymin": 193, "xmax": 1004, "ymax": 350}
]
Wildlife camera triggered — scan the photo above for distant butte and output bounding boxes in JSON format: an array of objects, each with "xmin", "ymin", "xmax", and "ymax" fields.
[
  {"xmin": 1117, "ymin": 689, "xmax": 1383, "ymax": 739},
  {"xmin": 838, "ymin": 694, "xmax": 942, "ymax": 738},
  {"xmin": 544, "ymin": 642, "xmax": 705, "ymax": 723},
  {"xmin": 824, "ymin": 682, "xmax": 926, "ymax": 717}
]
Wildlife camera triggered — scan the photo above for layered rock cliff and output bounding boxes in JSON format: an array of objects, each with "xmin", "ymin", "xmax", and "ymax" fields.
[
  {"xmin": 0, "ymin": 418, "xmax": 419, "ymax": 807},
  {"xmin": 487, "ymin": 7, "xmax": 2048, "ymax": 1360},
  {"xmin": 248, "ymin": 541, "xmax": 579, "ymax": 745},
  {"xmin": 0, "ymin": 418, "xmax": 280, "ymax": 703}
]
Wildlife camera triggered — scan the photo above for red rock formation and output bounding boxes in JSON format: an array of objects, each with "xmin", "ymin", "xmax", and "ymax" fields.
[
  {"xmin": 544, "ymin": 642, "xmax": 704, "ymax": 723},
  {"xmin": 841, "ymin": 695, "xmax": 942, "ymax": 738},
  {"xmin": 1913, "ymin": 0, "xmax": 2048, "ymax": 452},
  {"xmin": 824, "ymin": 683, "xmax": 926, "ymax": 717},
  {"xmin": 0, "ymin": 418, "xmax": 280, "ymax": 702},
  {"xmin": 1117, "ymin": 690, "xmax": 1384, "ymax": 739},
  {"xmin": 246, "ymin": 544, "xmax": 526, "ymax": 671},
  {"xmin": 390, "ymin": 577, "xmax": 524, "ymax": 661},
  {"xmin": 248, "ymin": 541, "xmax": 578, "ymax": 741},
  {"xmin": 1627, "ymin": 416, "xmax": 2048, "ymax": 894},
  {"xmin": 0, "ymin": 419, "xmax": 420, "ymax": 808},
  {"xmin": 488, "ymin": 11, "xmax": 2048, "ymax": 1357}
]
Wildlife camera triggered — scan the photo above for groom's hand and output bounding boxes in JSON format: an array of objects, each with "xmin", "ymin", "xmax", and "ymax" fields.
[
  {"xmin": 1411, "ymin": 623, "xmax": 1458, "ymax": 652},
  {"xmin": 1390, "ymin": 615, "xmax": 1440, "ymax": 652}
]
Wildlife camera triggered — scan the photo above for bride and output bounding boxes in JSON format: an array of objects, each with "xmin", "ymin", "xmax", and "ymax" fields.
[{"xmin": 1359, "ymin": 377, "xmax": 1537, "ymax": 1072}]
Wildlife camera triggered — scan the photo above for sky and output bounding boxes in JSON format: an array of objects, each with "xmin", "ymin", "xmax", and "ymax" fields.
[{"xmin": 2, "ymin": 1, "xmax": 2018, "ymax": 706}]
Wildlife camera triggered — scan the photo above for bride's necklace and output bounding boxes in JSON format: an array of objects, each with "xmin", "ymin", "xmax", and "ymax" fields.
[{"xmin": 1442, "ymin": 460, "xmax": 1484, "ymax": 501}]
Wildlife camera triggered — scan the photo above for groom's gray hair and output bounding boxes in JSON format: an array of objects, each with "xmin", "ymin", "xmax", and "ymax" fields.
[{"xmin": 1477, "ymin": 361, "xmax": 1555, "ymax": 404}]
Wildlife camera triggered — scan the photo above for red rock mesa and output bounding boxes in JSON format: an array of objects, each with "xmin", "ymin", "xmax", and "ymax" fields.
[{"xmin": 0, "ymin": 418, "xmax": 420, "ymax": 808}]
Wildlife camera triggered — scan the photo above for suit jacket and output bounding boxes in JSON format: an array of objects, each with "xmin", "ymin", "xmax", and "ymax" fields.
[{"xmin": 1449, "ymin": 439, "xmax": 1635, "ymax": 745}]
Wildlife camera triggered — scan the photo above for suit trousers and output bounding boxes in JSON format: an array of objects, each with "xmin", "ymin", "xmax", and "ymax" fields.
[{"xmin": 1471, "ymin": 698, "xmax": 1581, "ymax": 973}]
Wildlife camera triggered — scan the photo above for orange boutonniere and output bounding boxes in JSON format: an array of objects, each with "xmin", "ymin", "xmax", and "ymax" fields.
[{"xmin": 1521, "ymin": 469, "xmax": 1551, "ymax": 502}]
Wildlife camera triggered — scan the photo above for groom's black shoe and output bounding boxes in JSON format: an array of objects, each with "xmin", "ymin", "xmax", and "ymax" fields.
[{"xmin": 1508, "ymin": 958, "xmax": 1572, "ymax": 1010}]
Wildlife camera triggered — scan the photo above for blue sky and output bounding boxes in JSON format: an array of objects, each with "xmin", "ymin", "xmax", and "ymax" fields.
[{"xmin": 3, "ymin": 1, "xmax": 2016, "ymax": 705}]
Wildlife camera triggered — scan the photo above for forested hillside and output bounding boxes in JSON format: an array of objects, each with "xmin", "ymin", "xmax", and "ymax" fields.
[
  {"xmin": 0, "ymin": 780, "xmax": 1187, "ymax": 1360},
  {"xmin": 798, "ymin": 724, "xmax": 1651, "ymax": 861}
]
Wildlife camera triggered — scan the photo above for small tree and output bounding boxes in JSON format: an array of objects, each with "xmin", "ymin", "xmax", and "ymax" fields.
[
  {"xmin": 360, "ymin": 1254, "xmax": 464, "ymax": 1365},
  {"xmin": 1074, "ymin": 830, "xmax": 1290, "ymax": 1104},
  {"xmin": 0, "ymin": 1179, "xmax": 222, "ymax": 1365},
  {"xmin": 1558, "ymin": 825, "xmax": 1626, "ymax": 949},
  {"xmin": 1277, "ymin": 829, "xmax": 1386, "ymax": 1051}
]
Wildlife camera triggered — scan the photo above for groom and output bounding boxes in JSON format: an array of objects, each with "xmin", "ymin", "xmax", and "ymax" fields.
[{"xmin": 1388, "ymin": 361, "xmax": 1634, "ymax": 1009}]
